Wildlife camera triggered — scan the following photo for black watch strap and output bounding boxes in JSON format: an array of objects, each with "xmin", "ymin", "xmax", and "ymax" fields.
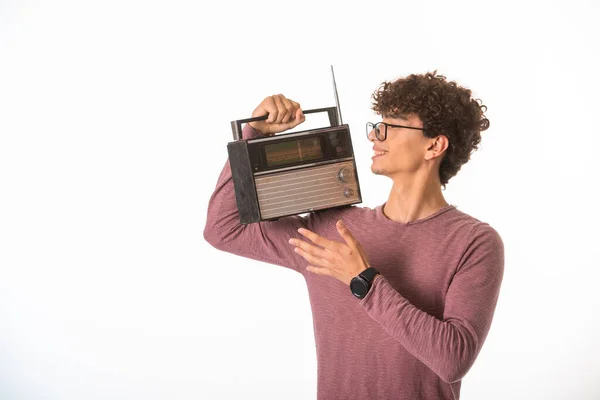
[
  {"xmin": 350, "ymin": 267, "xmax": 380, "ymax": 300},
  {"xmin": 360, "ymin": 267, "xmax": 379, "ymax": 283}
]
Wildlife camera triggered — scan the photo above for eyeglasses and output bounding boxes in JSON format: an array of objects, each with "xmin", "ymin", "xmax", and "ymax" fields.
[{"xmin": 366, "ymin": 122, "xmax": 426, "ymax": 141}]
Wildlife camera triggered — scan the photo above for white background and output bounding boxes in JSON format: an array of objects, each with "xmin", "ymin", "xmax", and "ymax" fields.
[{"xmin": 1, "ymin": 0, "xmax": 599, "ymax": 399}]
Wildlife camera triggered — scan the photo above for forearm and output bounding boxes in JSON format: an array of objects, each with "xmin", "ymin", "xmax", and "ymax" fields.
[
  {"xmin": 359, "ymin": 224, "xmax": 503, "ymax": 382},
  {"xmin": 360, "ymin": 277, "xmax": 479, "ymax": 383}
]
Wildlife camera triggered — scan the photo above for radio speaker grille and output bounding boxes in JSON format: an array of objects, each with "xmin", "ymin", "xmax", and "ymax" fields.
[{"xmin": 255, "ymin": 161, "xmax": 359, "ymax": 220}]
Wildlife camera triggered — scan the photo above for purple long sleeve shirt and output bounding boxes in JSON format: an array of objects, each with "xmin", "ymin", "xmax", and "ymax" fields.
[{"xmin": 204, "ymin": 125, "xmax": 504, "ymax": 400}]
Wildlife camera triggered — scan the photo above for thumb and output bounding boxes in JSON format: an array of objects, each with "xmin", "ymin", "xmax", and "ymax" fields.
[
  {"xmin": 336, "ymin": 220, "xmax": 356, "ymax": 248},
  {"xmin": 338, "ymin": 220, "xmax": 369, "ymax": 263}
]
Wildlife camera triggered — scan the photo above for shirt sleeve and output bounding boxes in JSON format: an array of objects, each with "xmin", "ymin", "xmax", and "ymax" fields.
[
  {"xmin": 358, "ymin": 223, "xmax": 505, "ymax": 383},
  {"xmin": 203, "ymin": 124, "xmax": 311, "ymax": 274}
]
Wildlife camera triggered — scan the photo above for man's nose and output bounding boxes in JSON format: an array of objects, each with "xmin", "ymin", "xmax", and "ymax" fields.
[{"xmin": 367, "ymin": 128, "xmax": 379, "ymax": 142}]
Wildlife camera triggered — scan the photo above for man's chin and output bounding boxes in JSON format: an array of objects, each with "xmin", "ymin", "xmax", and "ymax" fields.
[{"xmin": 371, "ymin": 168, "xmax": 388, "ymax": 176}]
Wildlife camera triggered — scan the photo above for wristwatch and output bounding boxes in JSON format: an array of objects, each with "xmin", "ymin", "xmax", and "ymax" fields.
[{"xmin": 350, "ymin": 267, "xmax": 380, "ymax": 299}]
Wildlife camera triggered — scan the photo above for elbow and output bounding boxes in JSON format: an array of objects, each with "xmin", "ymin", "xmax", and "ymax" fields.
[
  {"xmin": 438, "ymin": 360, "xmax": 474, "ymax": 383},
  {"xmin": 203, "ymin": 220, "xmax": 225, "ymax": 250},
  {"xmin": 204, "ymin": 218, "xmax": 244, "ymax": 251},
  {"xmin": 437, "ymin": 326, "xmax": 480, "ymax": 383}
]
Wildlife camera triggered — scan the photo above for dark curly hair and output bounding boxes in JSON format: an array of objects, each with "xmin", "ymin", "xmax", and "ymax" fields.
[{"xmin": 371, "ymin": 71, "xmax": 489, "ymax": 188}]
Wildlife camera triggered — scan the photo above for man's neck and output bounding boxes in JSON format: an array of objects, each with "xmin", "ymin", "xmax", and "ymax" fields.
[{"xmin": 383, "ymin": 172, "xmax": 449, "ymax": 224}]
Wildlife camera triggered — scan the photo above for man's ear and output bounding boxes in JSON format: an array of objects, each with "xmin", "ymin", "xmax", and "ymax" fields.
[{"xmin": 425, "ymin": 135, "xmax": 449, "ymax": 161}]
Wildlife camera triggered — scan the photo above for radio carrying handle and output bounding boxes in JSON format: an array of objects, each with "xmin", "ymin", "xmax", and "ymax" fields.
[{"xmin": 230, "ymin": 107, "xmax": 340, "ymax": 141}]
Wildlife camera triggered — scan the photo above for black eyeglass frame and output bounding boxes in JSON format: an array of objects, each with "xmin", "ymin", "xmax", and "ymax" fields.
[{"xmin": 366, "ymin": 121, "xmax": 426, "ymax": 141}]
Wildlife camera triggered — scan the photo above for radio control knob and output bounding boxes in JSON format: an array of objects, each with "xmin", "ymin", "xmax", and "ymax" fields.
[
  {"xmin": 343, "ymin": 188, "xmax": 355, "ymax": 198},
  {"xmin": 338, "ymin": 167, "xmax": 353, "ymax": 183}
]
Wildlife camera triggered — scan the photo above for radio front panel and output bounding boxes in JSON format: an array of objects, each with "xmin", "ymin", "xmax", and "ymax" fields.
[
  {"xmin": 255, "ymin": 160, "xmax": 359, "ymax": 220},
  {"xmin": 228, "ymin": 109, "xmax": 362, "ymax": 224}
]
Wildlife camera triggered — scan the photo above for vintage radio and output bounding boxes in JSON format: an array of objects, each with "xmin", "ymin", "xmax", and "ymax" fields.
[{"xmin": 227, "ymin": 67, "xmax": 362, "ymax": 224}]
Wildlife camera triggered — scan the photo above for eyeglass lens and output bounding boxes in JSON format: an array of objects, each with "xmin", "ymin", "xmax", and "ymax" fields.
[{"xmin": 366, "ymin": 122, "xmax": 386, "ymax": 141}]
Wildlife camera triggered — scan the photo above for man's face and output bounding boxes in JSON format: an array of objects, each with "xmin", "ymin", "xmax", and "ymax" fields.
[{"xmin": 369, "ymin": 113, "xmax": 430, "ymax": 178}]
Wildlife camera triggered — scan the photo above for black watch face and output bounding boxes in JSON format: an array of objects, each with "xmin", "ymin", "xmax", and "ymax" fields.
[{"xmin": 350, "ymin": 278, "xmax": 368, "ymax": 298}]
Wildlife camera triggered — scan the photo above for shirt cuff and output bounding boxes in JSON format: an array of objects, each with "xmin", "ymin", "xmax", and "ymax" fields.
[
  {"xmin": 242, "ymin": 124, "xmax": 264, "ymax": 140},
  {"xmin": 359, "ymin": 273, "xmax": 380, "ymax": 303}
]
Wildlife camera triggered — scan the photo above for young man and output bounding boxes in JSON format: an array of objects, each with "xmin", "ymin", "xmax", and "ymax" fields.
[{"xmin": 204, "ymin": 71, "xmax": 504, "ymax": 400}]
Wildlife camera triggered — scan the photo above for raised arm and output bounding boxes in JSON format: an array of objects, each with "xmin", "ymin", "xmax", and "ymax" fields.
[{"xmin": 203, "ymin": 95, "xmax": 310, "ymax": 273}]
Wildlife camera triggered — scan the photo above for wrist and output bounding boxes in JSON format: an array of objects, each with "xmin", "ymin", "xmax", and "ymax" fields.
[
  {"xmin": 350, "ymin": 267, "xmax": 380, "ymax": 299},
  {"xmin": 243, "ymin": 123, "xmax": 264, "ymax": 139}
]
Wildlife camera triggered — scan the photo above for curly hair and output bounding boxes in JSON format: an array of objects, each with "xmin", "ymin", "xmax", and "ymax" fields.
[{"xmin": 371, "ymin": 71, "xmax": 490, "ymax": 188}]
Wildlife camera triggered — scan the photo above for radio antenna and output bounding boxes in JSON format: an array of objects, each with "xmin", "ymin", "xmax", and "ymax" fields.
[{"xmin": 331, "ymin": 65, "xmax": 343, "ymax": 125}]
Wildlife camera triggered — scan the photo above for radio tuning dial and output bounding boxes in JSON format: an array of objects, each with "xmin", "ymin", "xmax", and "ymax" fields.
[
  {"xmin": 343, "ymin": 188, "xmax": 355, "ymax": 198},
  {"xmin": 338, "ymin": 167, "xmax": 353, "ymax": 183}
]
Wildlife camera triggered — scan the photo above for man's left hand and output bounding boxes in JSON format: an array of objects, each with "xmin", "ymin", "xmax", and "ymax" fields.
[{"xmin": 288, "ymin": 220, "xmax": 370, "ymax": 286}]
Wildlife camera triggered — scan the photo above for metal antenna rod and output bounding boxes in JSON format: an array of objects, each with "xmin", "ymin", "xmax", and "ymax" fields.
[{"xmin": 331, "ymin": 65, "xmax": 343, "ymax": 125}]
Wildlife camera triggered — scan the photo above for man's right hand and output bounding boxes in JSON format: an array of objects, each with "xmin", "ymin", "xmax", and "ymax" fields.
[{"xmin": 248, "ymin": 94, "xmax": 306, "ymax": 136}]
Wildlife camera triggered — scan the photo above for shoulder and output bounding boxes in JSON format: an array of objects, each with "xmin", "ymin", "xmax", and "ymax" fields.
[
  {"xmin": 447, "ymin": 208, "xmax": 504, "ymax": 271},
  {"xmin": 445, "ymin": 207, "xmax": 502, "ymax": 243},
  {"xmin": 458, "ymin": 209, "xmax": 502, "ymax": 242}
]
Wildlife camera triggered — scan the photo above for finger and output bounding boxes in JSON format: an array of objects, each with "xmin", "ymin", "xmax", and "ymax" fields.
[
  {"xmin": 288, "ymin": 102, "xmax": 305, "ymax": 126},
  {"xmin": 272, "ymin": 95, "xmax": 288, "ymax": 124},
  {"xmin": 293, "ymin": 247, "xmax": 330, "ymax": 268},
  {"xmin": 289, "ymin": 238, "xmax": 330, "ymax": 260},
  {"xmin": 290, "ymin": 100, "xmax": 301, "ymax": 114},
  {"xmin": 279, "ymin": 96, "xmax": 295, "ymax": 124},
  {"xmin": 282, "ymin": 106, "xmax": 305, "ymax": 131},
  {"xmin": 337, "ymin": 220, "xmax": 370, "ymax": 264},
  {"xmin": 297, "ymin": 228, "xmax": 339, "ymax": 250},
  {"xmin": 264, "ymin": 96, "xmax": 279, "ymax": 124},
  {"xmin": 336, "ymin": 220, "xmax": 359, "ymax": 250}
]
